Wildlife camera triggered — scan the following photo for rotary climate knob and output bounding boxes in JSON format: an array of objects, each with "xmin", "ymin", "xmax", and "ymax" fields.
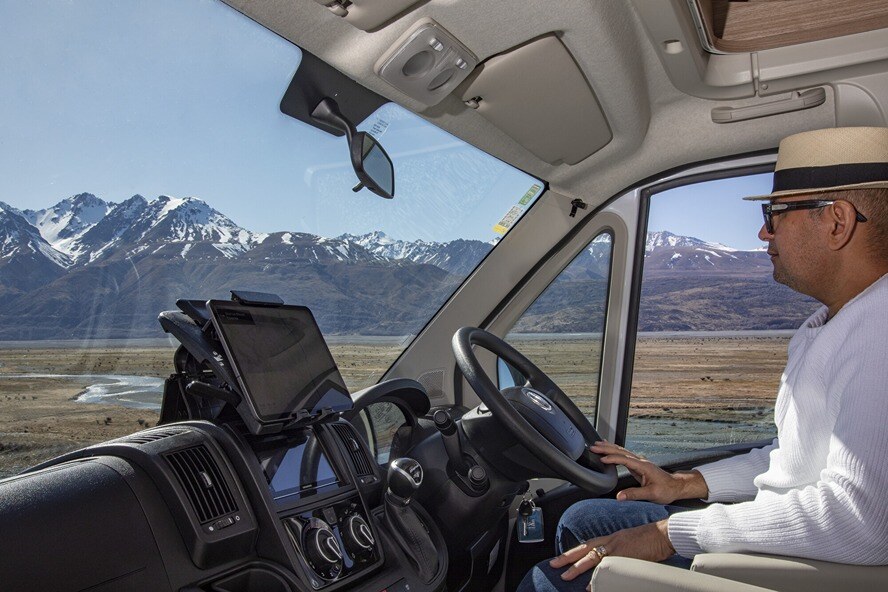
[
  {"xmin": 303, "ymin": 521, "xmax": 343, "ymax": 579},
  {"xmin": 342, "ymin": 513, "xmax": 375, "ymax": 557}
]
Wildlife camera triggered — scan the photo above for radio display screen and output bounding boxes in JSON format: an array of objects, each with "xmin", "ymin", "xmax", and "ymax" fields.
[{"xmin": 257, "ymin": 430, "xmax": 340, "ymax": 501}]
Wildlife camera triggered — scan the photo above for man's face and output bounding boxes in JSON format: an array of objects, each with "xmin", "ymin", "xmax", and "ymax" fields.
[{"xmin": 757, "ymin": 195, "xmax": 827, "ymax": 295}]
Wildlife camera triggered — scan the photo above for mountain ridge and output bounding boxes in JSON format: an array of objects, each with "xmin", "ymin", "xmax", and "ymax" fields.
[{"xmin": 0, "ymin": 193, "xmax": 812, "ymax": 339}]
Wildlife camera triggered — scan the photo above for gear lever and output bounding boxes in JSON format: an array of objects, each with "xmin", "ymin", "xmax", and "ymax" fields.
[
  {"xmin": 387, "ymin": 457, "xmax": 423, "ymax": 504},
  {"xmin": 384, "ymin": 458, "xmax": 438, "ymax": 583}
]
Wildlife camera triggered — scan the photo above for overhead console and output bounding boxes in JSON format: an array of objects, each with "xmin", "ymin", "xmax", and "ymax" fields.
[{"xmin": 629, "ymin": 0, "xmax": 888, "ymax": 129}]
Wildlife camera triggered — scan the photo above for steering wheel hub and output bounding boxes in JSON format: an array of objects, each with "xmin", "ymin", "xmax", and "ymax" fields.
[{"xmin": 522, "ymin": 388, "xmax": 554, "ymax": 412}]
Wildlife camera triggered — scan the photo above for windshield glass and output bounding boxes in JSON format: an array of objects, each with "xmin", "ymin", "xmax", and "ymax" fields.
[{"xmin": 0, "ymin": 0, "xmax": 542, "ymax": 475}]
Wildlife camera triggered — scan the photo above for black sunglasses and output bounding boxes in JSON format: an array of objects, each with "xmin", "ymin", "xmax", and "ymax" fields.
[{"xmin": 761, "ymin": 199, "xmax": 868, "ymax": 234}]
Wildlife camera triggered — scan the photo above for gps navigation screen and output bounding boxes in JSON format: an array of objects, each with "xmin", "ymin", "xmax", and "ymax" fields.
[
  {"xmin": 209, "ymin": 302, "xmax": 352, "ymax": 422},
  {"xmin": 257, "ymin": 430, "xmax": 340, "ymax": 501}
]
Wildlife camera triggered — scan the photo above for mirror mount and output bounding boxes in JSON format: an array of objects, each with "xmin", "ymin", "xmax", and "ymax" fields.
[
  {"xmin": 311, "ymin": 97, "xmax": 357, "ymax": 144},
  {"xmin": 311, "ymin": 97, "xmax": 395, "ymax": 199}
]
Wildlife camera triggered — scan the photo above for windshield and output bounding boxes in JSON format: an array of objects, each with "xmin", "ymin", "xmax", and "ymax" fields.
[{"xmin": 0, "ymin": 0, "xmax": 542, "ymax": 475}]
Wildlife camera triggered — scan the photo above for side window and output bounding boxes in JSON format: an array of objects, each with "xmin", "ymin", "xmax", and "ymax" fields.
[
  {"xmin": 360, "ymin": 402, "xmax": 407, "ymax": 465},
  {"xmin": 625, "ymin": 174, "xmax": 820, "ymax": 456},
  {"xmin": 503, "ymin": 232, "xmax": 613, "ymax": 421}
]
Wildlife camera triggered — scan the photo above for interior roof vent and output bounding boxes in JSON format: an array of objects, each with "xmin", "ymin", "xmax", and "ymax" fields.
[
  {"xmin": 166, "ymin": 445, "xmax": 238, "ymax": 524},
  {"xmin": 332, "ymin": 423, "xmax": 374, "ymax": 477},
  {"xmin": 115, "ymin": 428, "xmax": 188, "ymax": 445}
]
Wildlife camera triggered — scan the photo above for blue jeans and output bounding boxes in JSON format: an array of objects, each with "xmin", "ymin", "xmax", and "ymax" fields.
[{"xmin": 515, "ymin": 499, "xmax": 693, "ymax": 592}]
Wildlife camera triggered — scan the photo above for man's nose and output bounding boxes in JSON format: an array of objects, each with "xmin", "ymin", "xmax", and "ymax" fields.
[{"xmin": 758, "ymin": 223, "xmax": 773, "ymax": 241}]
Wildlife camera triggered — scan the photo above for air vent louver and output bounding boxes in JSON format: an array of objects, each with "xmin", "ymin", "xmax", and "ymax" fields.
[
  {"xmin": 166, "ymin": 445, "xmax": 238, "ymax": 524},
  {"xmin": 116, "ymin": 428, "xmax": 186, "ymax": 445},
  {"xmin": 332, "ymin": 423, "xmax": 374, "ymax": 477}
]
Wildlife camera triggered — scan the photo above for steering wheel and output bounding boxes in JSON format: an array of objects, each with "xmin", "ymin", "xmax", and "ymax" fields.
[{"xmin": 452, "ymin": 327, "xmax": 617, "ymax": 494}]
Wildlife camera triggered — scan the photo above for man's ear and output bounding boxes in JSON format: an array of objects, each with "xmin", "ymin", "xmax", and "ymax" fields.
[{"xmin": 825, "ymin": 200, "xmax": 859, "ymax": 251}]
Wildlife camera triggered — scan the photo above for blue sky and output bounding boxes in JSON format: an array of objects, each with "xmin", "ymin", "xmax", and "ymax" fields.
[
  {"xmin": 0, "ymin": 0, "xmax": 539, "ymax": 243},
  {"xmin": 649, "ymin": 174, "xmax": 773, "ymax": 251}
]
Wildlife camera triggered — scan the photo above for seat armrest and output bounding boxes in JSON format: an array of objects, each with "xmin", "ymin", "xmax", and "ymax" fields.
[
  {"xmin": 691, "ymin": 553, "xmax": 888, "ymax": 592},
  {"xmin": 590, "ymin": 557, "xmax": 775, "ymax": 592}
]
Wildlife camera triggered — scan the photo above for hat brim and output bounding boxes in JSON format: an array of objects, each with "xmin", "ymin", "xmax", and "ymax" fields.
[{"xmin": 743, "ymin": 180, "xmax": 888, "ymax": 201}]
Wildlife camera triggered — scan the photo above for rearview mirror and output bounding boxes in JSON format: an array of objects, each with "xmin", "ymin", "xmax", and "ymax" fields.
[
  {"xmin": 351, "ymin": 131, "xmax": 394, "ymax": 199},
  {"xmin": 312, "ymin": 98, "xmax": 395, "ymax": 199}
]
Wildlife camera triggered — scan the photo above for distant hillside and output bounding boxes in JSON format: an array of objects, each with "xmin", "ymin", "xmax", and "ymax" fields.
[
  {"xmin": 514, "ymin": 231, "xmax": 818, "ymax": 334},
  {"xmin": 0, "ymin": 194, "xmax": 818, "ymax": 339}
]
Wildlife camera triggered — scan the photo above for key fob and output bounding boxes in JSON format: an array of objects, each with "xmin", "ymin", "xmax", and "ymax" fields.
[{"xmin": 517, "ymin": 501, "xmax": 544, "ymax": 543}]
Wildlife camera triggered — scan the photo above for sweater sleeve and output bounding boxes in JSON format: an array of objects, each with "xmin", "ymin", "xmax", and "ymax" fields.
[
  {"xmin": 668, "ymin": 345, "xmax": 888, "ymax": 564},
  {"xmin": 694, "ymin": 439, "xmax": 778, "ymax": 503}
]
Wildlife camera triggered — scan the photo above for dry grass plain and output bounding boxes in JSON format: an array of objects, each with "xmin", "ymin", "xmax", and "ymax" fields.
[{"xmin": 0, "ymin": 335, "xmax": 788, "ymax": 476}]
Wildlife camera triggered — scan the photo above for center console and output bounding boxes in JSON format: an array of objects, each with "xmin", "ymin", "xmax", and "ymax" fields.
[
  {"xmin": 253, "ymin": 426, "xmax": 384, "ymax": 589},
  {"xmin": 155, "ymin": 293, "xmax": 448, "ymax": 592},
  {"xmin": 283, "ymin": 493, "xmax": 379, "ymax": 586}
]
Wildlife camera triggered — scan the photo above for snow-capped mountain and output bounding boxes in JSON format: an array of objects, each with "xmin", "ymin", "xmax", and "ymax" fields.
[
  {"xmin": 1, "ymin": 191, "xmax": 806, "ymax": 339},
  {"xmin": 340, "ymin": 231, "xmax": 493, "ymax": 275},
  {"xmin": 249, "ymin": 232, "xmax": 385, "ymax": 264},
  {"xmin": 645, "ymin": 230, "xmax": 736, "ymax": 254},
  {"xmin": 60, "ymin": 195, "xmax": 259, "ymax": 264},
  {"xmin": 644, "ymin": 229, "xmax": 768, "ymax": 272},
  {"xmin": 0, "ymin": 202, "xmax": 71, "ymax": 292},
  {"xmin": 4, "ymin": 193, "xmax": 770, "ymax": 276},
  {"xmin": 23, "ymin": 193, "xmax": 111, "ymax": 257}
]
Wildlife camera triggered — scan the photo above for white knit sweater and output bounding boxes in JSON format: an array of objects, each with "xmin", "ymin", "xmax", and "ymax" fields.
[{"xmin": 668, "ymin": 273, "xmax": 888, "ymax": 565}]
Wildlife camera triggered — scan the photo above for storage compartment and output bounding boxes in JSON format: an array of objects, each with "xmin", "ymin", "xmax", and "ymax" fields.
[
  {"xmin": 210, "ymin": 567, "xmax": 292, "ymax": 592},
  {"xmin": 0, "ymin": 458, "xmax": 172, "ymax": 592},
  {"xmin": 692, "ymin": 0, "xmax": 888, "ymax": 53}
]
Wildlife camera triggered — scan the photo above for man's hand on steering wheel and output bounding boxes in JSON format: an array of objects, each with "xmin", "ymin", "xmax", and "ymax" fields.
[{"xmin": 590, "ymin": 441, "xmax": 709, "ymax": 504}]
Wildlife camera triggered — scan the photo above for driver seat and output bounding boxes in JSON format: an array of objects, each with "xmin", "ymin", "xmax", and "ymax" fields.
[{"xmin": 590, "ymin": 553, "xmax": 888, "ymax": 592}]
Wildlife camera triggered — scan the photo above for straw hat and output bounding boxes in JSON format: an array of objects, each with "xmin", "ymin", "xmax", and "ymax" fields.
[{"xmin": 744, "ymin": 127, "xmax": 888, "ymax": 201}]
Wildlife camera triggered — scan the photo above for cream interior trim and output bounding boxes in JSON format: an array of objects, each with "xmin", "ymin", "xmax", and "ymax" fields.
[
  {"xmin": 319, "ymin": 0, "xmax": 424, "ymax": 31},
  {"xmin": 591, "ymin": 557, "xmax": 775, "ymax": 592},
  {"xmin": 691, "ymin": 553, "xmax": 888, "ymax": 592}
]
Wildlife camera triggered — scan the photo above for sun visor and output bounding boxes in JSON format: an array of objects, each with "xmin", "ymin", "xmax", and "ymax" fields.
[{"xmin": 459, "ymin": 36, "xmax": 612, "ymax": 166}]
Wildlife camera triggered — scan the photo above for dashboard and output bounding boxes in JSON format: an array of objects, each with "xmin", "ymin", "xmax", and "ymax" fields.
[
  {"xmin": 0, "ymin": 418, "xmax": 447, "ymax": 592},
  {"xmin": 0, "ymin": 297, "xmax": 525, "ymax": 592}
]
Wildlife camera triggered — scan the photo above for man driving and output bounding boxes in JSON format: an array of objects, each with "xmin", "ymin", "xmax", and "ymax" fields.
[{"xmin": 519, "ymin": 126, "xmax": 888, "ymax": 591}]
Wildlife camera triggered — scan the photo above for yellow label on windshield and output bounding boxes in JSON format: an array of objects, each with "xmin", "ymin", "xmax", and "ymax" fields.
[{"xmin": 494, "ymin": 205, "xmax": 523, "ymax": 235}]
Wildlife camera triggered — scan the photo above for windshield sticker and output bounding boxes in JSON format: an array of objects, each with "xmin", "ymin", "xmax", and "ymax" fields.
[
  {"xmin": 493, "ymin": 183, "xmax": 543, "ymax": 234},
  {"xmin": 519, "ymin": 183, "xmax": 542, "ymax": 206},
  {"xmin": 493, "ymin": 205, "xmax": 524, "ymax": 235},
  {"xmin": 369, "ymin": 116, "xmax": 390, "ymax": 138}
]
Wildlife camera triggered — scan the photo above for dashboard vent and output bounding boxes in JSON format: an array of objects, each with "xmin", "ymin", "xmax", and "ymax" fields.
[
  {"xmin": 116, "ymin": 428, "xmax": 187, "ymax": 445},
  {"xmin": 332, "ymin": 423, "xmax": 374, "ymax": 477},
  {"xmin": 166, "ymin": 445, "xmax": 238, "ymax": 524}
]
